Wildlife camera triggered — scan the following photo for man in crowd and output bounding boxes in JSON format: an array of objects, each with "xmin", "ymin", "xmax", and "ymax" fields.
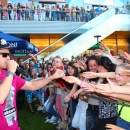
[
  {"xmin": 16, "ymin": 57, "xmax": 25, "ymax": 109},
  {"xmin": 0, "ymin": 38, "xmax": 64, "ymax": 130}
]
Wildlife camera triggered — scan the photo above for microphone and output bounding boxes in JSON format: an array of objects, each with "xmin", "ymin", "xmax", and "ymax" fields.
[
  {"xmin": 6, "ymin": 61, "xmax": 27, "ymax": 76},
  {"xmin": 17, "ymin": 67, "xmax": 28, "ymax": 76}
]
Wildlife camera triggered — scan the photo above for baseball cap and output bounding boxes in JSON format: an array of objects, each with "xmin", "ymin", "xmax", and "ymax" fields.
[{"xmin": 0, "ymin": 39, "xmax": 15, "ymax": 50}]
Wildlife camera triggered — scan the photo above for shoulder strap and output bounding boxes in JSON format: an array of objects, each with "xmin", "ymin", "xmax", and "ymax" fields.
[{"xmin": 118, "ymin": 102, "xmax": 124, "ymax": 116}]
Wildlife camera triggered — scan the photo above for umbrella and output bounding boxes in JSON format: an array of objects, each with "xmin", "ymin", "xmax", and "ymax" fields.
[{"xmin": 0, "ymin": 31, "xmax": 38, "ymax": 54}]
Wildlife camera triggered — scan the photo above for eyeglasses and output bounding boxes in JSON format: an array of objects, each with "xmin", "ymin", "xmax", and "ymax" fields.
[{"xmin": 0, "ymin": 52, "xmax": 10, "ymax": 58}]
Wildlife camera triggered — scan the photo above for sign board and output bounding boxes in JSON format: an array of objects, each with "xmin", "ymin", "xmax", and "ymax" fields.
[
  {"xmin": 89, "ymin": 43, "xmax": 100, "ymax": 50},
  {"xmin": 14, "ymin": 54, "xmax": 26, "ymax": 56},
  {"xmin": 84, "ymin": 0, "xmax": 114, "ymax": 6},
  {"xmin": 7, "ymin": 42, "xmax": 17, "ymax": 48},
  {"xmin": 14, "ymin": 50, "xmax": 34, "ymax": 54}
]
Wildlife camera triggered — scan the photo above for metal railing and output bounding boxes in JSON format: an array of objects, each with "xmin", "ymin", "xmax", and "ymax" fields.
[{"xmin": 0, "ymin": 7, "xmax": 127, "ymax": 22}]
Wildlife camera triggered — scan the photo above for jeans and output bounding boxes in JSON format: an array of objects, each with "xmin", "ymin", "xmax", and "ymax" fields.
[
  {"xmin": 86, "ymin": 109, "xmax": 99, "ymax": 130},
  {"xmin": 43, "ymin": 94, "xmax": 52, "ymax": 119},
  {"xmin": 116, "ymin": 117, "xmax": 130, "ymax": 130},
  {"xmin": 44, "ymin": 93, "xmax": 48, "ymax": 103},
  {"xmin": 8, "ymin": 11, "xmax": 12, "ymax": 20},
  {"xmin": 46, "ymin": 93, "xmax": 57, "ymax": 117},
  {"xmin": 86, "ymin": 13, "xmax": 91, "ymax": 22}
]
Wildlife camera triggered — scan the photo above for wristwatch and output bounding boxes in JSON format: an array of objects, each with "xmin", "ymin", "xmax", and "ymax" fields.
[{"xmin": 5, "ymin": 71, "xmax": 15, "ymax": 77}]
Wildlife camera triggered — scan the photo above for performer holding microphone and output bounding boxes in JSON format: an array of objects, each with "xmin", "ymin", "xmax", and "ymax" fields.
[{"xmin": 0, "ymin": 38, "xmax": 65, "ymax": 130}]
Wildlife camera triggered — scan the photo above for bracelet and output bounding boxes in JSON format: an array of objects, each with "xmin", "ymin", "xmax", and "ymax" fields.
[{"xmin": 79, "ymin": 81, "xmax": 84, "ymax": 87}]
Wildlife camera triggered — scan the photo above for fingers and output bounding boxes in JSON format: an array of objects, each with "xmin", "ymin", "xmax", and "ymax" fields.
[
  {"xmin": 124, "ymin": 52, "xmax": 130, "ymax": 60},
  {"xmin": 82, "ymin": 83, "xmax": 96, "ymax": 92},
  {"xmin": 64, "ymin": 98, "xmax": 69, "ymax": 103},
  {"xmin": 107, "ymin": 78, "xmax": 113, "ymax": 87},
  {"xmin": 121, "ymin": 70, "xmax": 130, "ymax": 76},
  {"xmin": 72, "ymin": 94, "xmax": 78, "ymax": 99},
  {"xmin": 105, "ymin": 124, "xmax": 114, "ymax": 128},
  {"xmin": 7, "ymin": 60, "xmax": 18, "ymax": 72},
  {"xmin": 72, "ymin": 95, "xmax": 76, "ymax": 99},
  {"xmin": 107, "ymin": 78, "xmax": 111, "ymax": 83}
]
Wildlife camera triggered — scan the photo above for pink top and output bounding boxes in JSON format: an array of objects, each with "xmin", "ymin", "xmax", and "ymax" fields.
[
  {"xmin": 0, "ymin": 70, "xmax": 26, "ymax": 130},
  {"xmin": 37, "ymin": 7, "xmax": 41, "ymax": 15}
]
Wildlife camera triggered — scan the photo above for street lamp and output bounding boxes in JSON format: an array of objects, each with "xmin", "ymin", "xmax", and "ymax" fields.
[{"xmin": 94, "ymin": 35, "xmax": 101, "ymax": 43}]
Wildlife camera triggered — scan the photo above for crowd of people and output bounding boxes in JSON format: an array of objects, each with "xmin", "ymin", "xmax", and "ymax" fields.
[
  {"xmin": 0, "ymin": 1, "xmax": 129, "ymax": 22},
  {"xmin": 0, "ymin": 1, "xmax": 114, "ymax": 22},
  {"xmin": 14, "ymin": 41, "xmax": 130, "ymax": 130}
]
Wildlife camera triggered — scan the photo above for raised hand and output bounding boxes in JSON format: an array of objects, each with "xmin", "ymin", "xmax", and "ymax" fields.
[
  {"xmin": 73, "ymin": 62, "xmax": 80, "ymax": 68},
  {"xmin": 118, "ymin": 49, "xmax": 124, "ymax": 57},
  {"xmin": 77, "ymin": 59, "xmax": 84, "ymax": 66},
  {"xmin": 99, "ymin": 42, "xmax": 108, "ymax": 52},
  {"xmin": 94, "ymin": 49, "xmax": 103, "ymax": 57},
  {"xmin": 123, "ymin": 52, "xmax": 130, "ymax": 61},
  {"xmin": 118, "ymin": 49, "xmax": 130, "ymax": 61}
]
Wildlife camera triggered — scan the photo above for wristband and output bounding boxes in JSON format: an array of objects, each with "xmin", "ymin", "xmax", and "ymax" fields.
[{"xmin": 79, "ymin": 81, "xmax": 83, "ymax": 87}]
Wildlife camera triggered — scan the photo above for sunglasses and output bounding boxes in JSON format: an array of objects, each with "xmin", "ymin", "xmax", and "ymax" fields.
[{"xmin": 0, "ymin": 52, "xmax": 10, "ymax": 58}]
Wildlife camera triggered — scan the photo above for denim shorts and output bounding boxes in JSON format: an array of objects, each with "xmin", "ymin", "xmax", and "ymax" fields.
[
  {"xmin": 26, "ymin": 91, "xmax": 42, "ymax": 104},
  {"xmin": 116, "ymin": 117, "xmax": 130, "ymax": 130}
]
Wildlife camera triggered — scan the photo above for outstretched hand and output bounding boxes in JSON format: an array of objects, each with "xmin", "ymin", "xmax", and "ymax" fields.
[
  {"xmin": 82, "ymin": 82, "xmax": 96, "ymax": 92},
  {"xmin": 99, "ymin": 42, "xmax": 108, "ymax": 52},
  {"xmin": 52, "ymin": 69, "xmax": 65, "ymax": 79},
  {"xmin": 83, "ymin": 72, "xmax": 97, "ymax": 79},
  {"xmin": 62, "ymin": 76, "xmax": 80, "ymax": 84},
  {"xmin": 95, "ymin": 78, "xmax": 116, "ymax": 94},
  {"xmin": 118, "ymin": 50, "xmax": 130, "ymax": 61}
]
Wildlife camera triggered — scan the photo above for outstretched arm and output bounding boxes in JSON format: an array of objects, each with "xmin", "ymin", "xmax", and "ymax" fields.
[
  {"xmin": 83, "ymin": 72, "xmax": 115, "ymax": 79},
  {"xmin": 21, "ymin": 69, "xmax": 64, "ymax": 91}
]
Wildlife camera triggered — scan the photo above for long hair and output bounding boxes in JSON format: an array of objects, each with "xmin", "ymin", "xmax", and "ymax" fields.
[
  {"xmin": 86, "ymin": 55, "xmax": 98, "ymax": 71},
  {"xmin": 66, "ymin": 62, "xmax": 78, "ymax": 77},
  {"xmin": 98, "ymin": 56, "xmax": 116, "ymax": 72}
]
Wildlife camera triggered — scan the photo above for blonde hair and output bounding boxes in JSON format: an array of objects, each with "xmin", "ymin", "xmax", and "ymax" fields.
[
  {"xmin": 53, "ymin": 56, "xmax": 63, "ymax": 67},
  {"xmin": 55, "ymin": 55, "xmax": 61, "ymax": 59},
  {"xmin": 117, "ymin": 63, "xmax": 130, "ymax": 70}
]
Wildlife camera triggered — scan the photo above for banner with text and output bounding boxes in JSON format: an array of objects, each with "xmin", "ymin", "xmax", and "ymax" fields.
[{"xmin": 84, "ymin": 0, "xmax": 114, "ymax": 6}]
